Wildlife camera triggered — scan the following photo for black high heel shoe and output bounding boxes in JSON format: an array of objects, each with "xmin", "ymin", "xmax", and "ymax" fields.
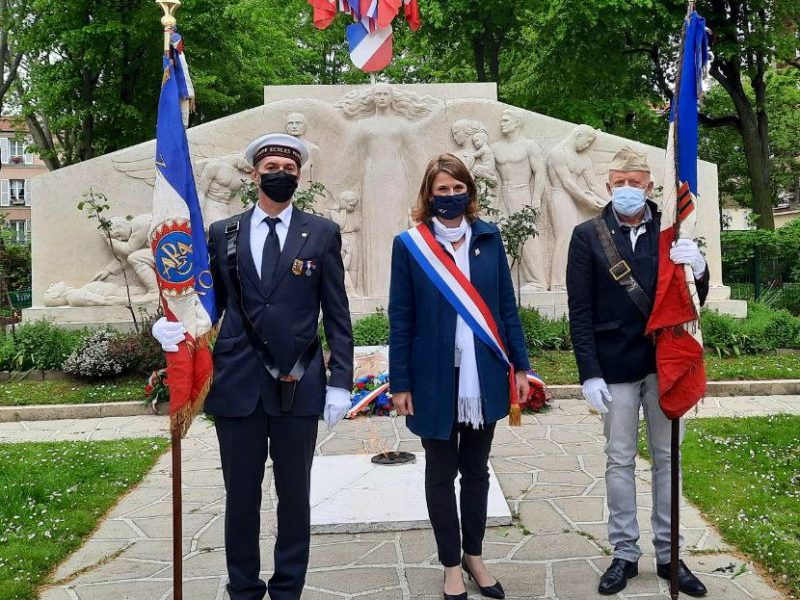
[
  {"xmin": 443, "ymin": 573, "xmax": 468, "ymax": 600},
  {"xmin": 462, "ymin": 555, "xmax": 505, "ymax": 599}
]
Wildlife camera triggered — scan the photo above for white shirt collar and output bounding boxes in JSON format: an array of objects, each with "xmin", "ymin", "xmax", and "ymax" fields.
[{"xmin": 252, "ymin": 202, "xmax": 293, "ymax": 227}]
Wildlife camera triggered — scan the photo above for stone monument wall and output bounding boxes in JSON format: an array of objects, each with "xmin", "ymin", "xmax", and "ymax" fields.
[{"xmin": 26, "ymin": 83, "xmax": 744, "ymax": 327}]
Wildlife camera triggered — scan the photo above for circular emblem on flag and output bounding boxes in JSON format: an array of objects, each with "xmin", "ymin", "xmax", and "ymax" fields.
[{"xmin": 151, "ymin": 219, "xmax": 195, "ymax": 295}]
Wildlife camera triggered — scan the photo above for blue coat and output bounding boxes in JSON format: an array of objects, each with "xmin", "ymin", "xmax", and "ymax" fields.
[{"xmin": 388, "ymin": 219, "xmax": 531, "ymax": 440}]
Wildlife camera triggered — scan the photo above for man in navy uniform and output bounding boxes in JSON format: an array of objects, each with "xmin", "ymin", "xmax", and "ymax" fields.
[
  {"xmin": 153, "ymin": 133, "xmax": 354, "ymax": 600},
  {"xmin": 567, "ymin": 148, "xmax": 708, "ymax": 597}
]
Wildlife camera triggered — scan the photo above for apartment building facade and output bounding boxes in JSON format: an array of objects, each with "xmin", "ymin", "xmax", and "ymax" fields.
[{"xmin": 0, "ymin": 117, "xmax": 48, "ymax": 244}]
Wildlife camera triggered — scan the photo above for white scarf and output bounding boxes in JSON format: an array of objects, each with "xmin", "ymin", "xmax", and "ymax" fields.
[{"xmin": 432, "ymin": 217, "xmax": 484, "ymax": 428}]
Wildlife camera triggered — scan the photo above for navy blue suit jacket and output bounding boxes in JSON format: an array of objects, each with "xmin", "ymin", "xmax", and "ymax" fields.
[
  {"xmin": 566, "ymin": 201, "xmax": 710, "ymax": 385},
  {"xmin": 388, "ymin": 219, "xmax": 531, "ymax": 440},
  {"xmin": 204, "ymin": 207, "xmax": 354, "ymax": 418}
]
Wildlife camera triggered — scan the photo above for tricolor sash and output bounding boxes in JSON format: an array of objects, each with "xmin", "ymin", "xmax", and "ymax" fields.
[{"xmin": 398, "ymin": 223, "xmax": 522, "ymax": 425}]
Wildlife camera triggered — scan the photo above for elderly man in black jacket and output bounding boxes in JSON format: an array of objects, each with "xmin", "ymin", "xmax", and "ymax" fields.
[
  {"xmin": 567, "ymin": 148, "xmax": 708, "ymax": 597},
  {"xmin": 153, "ymin": 133, "xmax": 354, "ymax": 600}
]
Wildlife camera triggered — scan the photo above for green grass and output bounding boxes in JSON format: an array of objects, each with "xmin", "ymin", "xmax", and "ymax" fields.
[
  {"xmin": 0, "ymin": 378, "xmax": 144, "ymax": 407},
  {"xmin": 530, "ymin": 350, "xmax": 800, "ymax": 385},
  {"xmin": 0, "ymin": 438, "xmax": 169, "ymax": 600},
  {"xmin": 639, "ymin": 416, "xmax": 800, "ymax": 598}
]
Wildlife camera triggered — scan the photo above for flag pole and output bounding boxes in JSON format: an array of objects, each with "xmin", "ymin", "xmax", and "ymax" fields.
[
  {"xmin": 669, "ymin": 3, "xmax": 696, "ymax": 597},
  {"xmin": 155, "ymin": 4, "xmax": 184, "ymax": 600}
]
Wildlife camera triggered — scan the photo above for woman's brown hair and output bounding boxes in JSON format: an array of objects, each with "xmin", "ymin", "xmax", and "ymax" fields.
[{"xmin": 410, "ymin": 153, "xmax": 479, "ymax": 223}]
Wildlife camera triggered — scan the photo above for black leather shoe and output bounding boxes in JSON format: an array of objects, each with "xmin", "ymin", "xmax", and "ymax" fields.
[
  {"xmin": 598, "ymin": 558, "xmax": 639, "ymax": 595},
  {"xmin": 443, "ymin": 573, "xmax": 467, "ymax": 600},
  {"xmin": 657, "ymin": 560, "xmax": 708, "ymax": 597},
  {"xmin": 462, "ymin": 556, "xmax": 505, "ymax": 599}
]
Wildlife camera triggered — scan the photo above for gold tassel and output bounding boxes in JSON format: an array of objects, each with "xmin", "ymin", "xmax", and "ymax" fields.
[{"xmin": 509, "ymin": 403, "xmax": 522, "ymax": 427}]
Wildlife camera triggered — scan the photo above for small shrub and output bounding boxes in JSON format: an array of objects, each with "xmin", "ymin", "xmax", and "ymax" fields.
[
  {"xmin": 63, "ymin": 331, "xmax": 127, "ymax": 379},
  {"xmin": 6, "ymin": 321, "xmax": 86, "ymax": 371},
  {"xmin": 518, "ymin": 307, "xmax": 571, "ymax": 353},
  {"xmin": 109, "ymin": 331, "xmax": 165, "ymax": 377},
  {"xmin": 353, "ymin": 311, "xmax": 389, "ymax": 346}
]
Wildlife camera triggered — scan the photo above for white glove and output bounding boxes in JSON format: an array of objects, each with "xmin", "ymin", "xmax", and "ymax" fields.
[
  {"xmin": 151, "ymin": 317, "xmax": 186, "ymax": 353},
  {"xmin": 323, "ymin": 386, "xmax": 352, "ymax": 430},
  {"xmin": 670, "ymin": 239, "xmax": 706, "ymax": 279},
  {"xmin": 582, "ymin": 377, "xmax": 612, "ymax": 414}
]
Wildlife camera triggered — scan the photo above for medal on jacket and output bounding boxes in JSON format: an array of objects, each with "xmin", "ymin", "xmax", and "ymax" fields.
[{"xmin": 292, "ymin": 259, "xmax": 303, "ymax": 276}]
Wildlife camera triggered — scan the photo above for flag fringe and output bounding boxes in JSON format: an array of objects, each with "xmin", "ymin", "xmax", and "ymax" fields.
[{"xmin": 171, "ymin": 326, "xmax": 218, "ymax": 438}]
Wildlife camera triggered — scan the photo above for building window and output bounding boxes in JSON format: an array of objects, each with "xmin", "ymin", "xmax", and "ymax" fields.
[
  {"xmin": 8, "ymin": 220, "xmax": 29, "ymax": 244},
  {"xmin": 9, "ymin": 180, "xmax": 25, "ymax": 205},
  {"xmin": 9, "ymin": 140, "xmax": 25, "ymax": 163}
]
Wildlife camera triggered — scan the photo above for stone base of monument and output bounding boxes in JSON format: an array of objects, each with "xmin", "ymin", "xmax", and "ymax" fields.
[
  {"xmin": 22, "ymin": 303, "xmax": 160, "ymax": 331},
  {"xmin": 309, "ymin": 453, "xmax": 511, "ymax": 534}
]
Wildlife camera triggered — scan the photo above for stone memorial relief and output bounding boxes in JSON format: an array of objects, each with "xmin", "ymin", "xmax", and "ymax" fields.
[
  {"xmin": 28, "ymin": 83, "xmax": 738, "ymax": 322},
  {"xmin": 491, "ymin": 109, "xmax": 549, "ymax": 291},
  {"xmin": 451, "ymin": 119, "xmax": 499, "ymax": 206},
  {"xmin": 330, "ymin": 190, "xmax": 362, "ymax": 296},
  {"xmin": 196, "ymin": 154, "xmax": 252, "ymax": 229},
  {"xmin": 546, "ymin": 124, "xmax": 610, "ymax": 291},
  {"xmin": 335, "ymin": 83, "xmax": 442, "ymax": 297}
]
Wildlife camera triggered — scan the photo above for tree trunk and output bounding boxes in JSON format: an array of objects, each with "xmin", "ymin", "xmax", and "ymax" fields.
[
  {"xmin": 710, "ymin": 59, "xmax": 774, "ymax": 229},
  {"xmin": 471, "ymin": 36, "xmax": 487, "ymax": 81}
]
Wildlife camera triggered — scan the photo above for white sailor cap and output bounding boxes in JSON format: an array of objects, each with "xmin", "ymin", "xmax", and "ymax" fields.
[{"xmin": 245, "ymin": 133, "xmax": 309, "ymax": 168}]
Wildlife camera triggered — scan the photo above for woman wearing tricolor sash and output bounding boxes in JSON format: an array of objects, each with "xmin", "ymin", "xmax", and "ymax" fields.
[{"xmin": 389, "ymin": 154, "xmax": 530, "ymax": 600}]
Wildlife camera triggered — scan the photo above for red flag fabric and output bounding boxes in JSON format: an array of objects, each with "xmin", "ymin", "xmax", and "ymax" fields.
[
  {"xmin": 646, "ymin": 225, "xmax": 707, "ymax": 419},
  {"xmin": 376, "ymin": 0, "xmax": 403, "ymax": 29},
  {"xmin": 403, "ymin": 0, "xmax": 421, "ymax": 31},
  {"xmin": 308, "ymin": 0, "xmax": 338, "ymax": 29}
]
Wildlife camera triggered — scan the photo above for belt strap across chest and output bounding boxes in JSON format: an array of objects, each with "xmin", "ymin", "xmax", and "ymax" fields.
[{"xmin": 591, "ymin": 217, "xmax": 652, "ymax": 318}]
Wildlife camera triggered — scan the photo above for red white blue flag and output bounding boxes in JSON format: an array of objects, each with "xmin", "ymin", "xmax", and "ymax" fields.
[
  {"xmin": 308, "ymin": 0, "xmax": 419, "ymax": 72},
  {"xmin": 646, "ymin": 10, "xmax": 709, "ymax": 419},
  {"xmin": 151, "ymin": 34, "xmax": 217, "ymax": 436},
  {"xmin": 346, "ymin": 18, "xmax": 393, "ymax": 72}
]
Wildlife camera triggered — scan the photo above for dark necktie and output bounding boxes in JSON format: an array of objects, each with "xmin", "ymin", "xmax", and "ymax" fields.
[{"xmin": 260, "ymin": 216, "xmax": 281, "ymax": 288}]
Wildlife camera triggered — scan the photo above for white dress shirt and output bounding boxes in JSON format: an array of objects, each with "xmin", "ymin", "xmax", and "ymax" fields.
[{"xmin": 251, "ymin": 202, "xmax": 293, "ymax": 278}]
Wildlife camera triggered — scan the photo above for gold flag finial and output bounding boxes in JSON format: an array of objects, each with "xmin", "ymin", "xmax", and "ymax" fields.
[{"xmin": 156, "ymin": 0, "xmax": 182, "ymax": 54}]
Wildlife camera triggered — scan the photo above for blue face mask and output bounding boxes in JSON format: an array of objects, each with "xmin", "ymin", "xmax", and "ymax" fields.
[
  {"xmin": 611, "ymin": 185, "xmax": 647, "ymax": 216},
  {"xmin": 432, "ymin": 193, "xmax": 469, "ymax": 220}
]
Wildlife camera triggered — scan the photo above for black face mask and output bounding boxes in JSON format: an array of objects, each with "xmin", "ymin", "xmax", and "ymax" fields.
[
  {"xmin": 432, "ymin": 192, "xmax": 469, "ymax": 220},
  {"xmin": 259, "ymin": 170, "xmax": 298, "ymax": 203}
]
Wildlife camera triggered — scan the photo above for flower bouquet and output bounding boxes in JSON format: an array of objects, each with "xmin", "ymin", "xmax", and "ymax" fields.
[
  {"xmin": 347, "ymin": 372, "xmax": 392, "ymax": 418},
  {"xmin": 144, "ymin": 368, "xmax": 170, "ymax": 414},
  {"xmin": 520, "ymin": 370, "xmax": 550, "ymax": 413}
]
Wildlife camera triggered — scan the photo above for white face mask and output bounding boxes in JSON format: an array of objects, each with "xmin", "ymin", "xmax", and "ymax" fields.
[{"xmin": 611, "ymin": 185, "xmax": 647, "ymax": 216}]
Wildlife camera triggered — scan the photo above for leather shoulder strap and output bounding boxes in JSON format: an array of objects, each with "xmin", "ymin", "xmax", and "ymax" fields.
[{"xmin": 591, "ymin": 217, "xmax": 652, "ymax": 318}]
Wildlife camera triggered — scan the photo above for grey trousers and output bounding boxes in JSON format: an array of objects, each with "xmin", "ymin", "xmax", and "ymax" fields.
[{"xmin": 602, "ymin": 374, "xmax": 684, "ymax": 564}]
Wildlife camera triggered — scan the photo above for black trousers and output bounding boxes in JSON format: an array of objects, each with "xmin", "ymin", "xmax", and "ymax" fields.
[
  {"xmin": 215, "ymin": 406, "xmax": 319, "ymax": 600},
  {"xmin": 422, "ymin": 419, "xmax": 497, "ymax": 567}
]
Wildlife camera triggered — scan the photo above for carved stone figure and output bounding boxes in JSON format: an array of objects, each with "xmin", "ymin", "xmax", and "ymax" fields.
[
  {"xmin": 336, "ymin": 83, "xmax": 441, "ymax": 297},
  {"xmin": 547, "ymin": 124, "xmax": 610, "ymax": 290},
  {"xmin": 196, "ymin": 155, "xmax": 252, "ymax": 228},
  {"xmin": 451, "ymin": 119, "xmax": 499, "ymax": 206},
  {"xmin": 90, "ymin": 214, "xmax": 158, "ymax": 302},
  {"xmin": 330, "ymin": 190, "xmax": 362, "ymax": 294},
  {"xmin": 341, "ymin": 236, "xmax": 357, "ymax": 296},
  {"xmin": 491, "ymin": 109, "xmax": 548, "ymax": 290},
  {"xmin": 43, "ymin": 280, "xmax": 149, "ymax": 307},
  {"xmin": 286, "ymin": 112, "xmax": 323, "ymax": 185}
]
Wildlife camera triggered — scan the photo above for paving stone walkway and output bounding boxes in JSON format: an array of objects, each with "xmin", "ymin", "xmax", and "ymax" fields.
[{"xmin": 12, "ymin": 395, "xmax": 799, "ymax": 600}]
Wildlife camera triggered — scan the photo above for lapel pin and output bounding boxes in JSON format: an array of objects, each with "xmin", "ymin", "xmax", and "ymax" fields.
[
  {"xmin": 474, "ymin": 248, "xmax": 480, "ymax": 256},
  {"xmin": 301, "ymin": 232, "xmax": 308, "ymax": 238}
]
